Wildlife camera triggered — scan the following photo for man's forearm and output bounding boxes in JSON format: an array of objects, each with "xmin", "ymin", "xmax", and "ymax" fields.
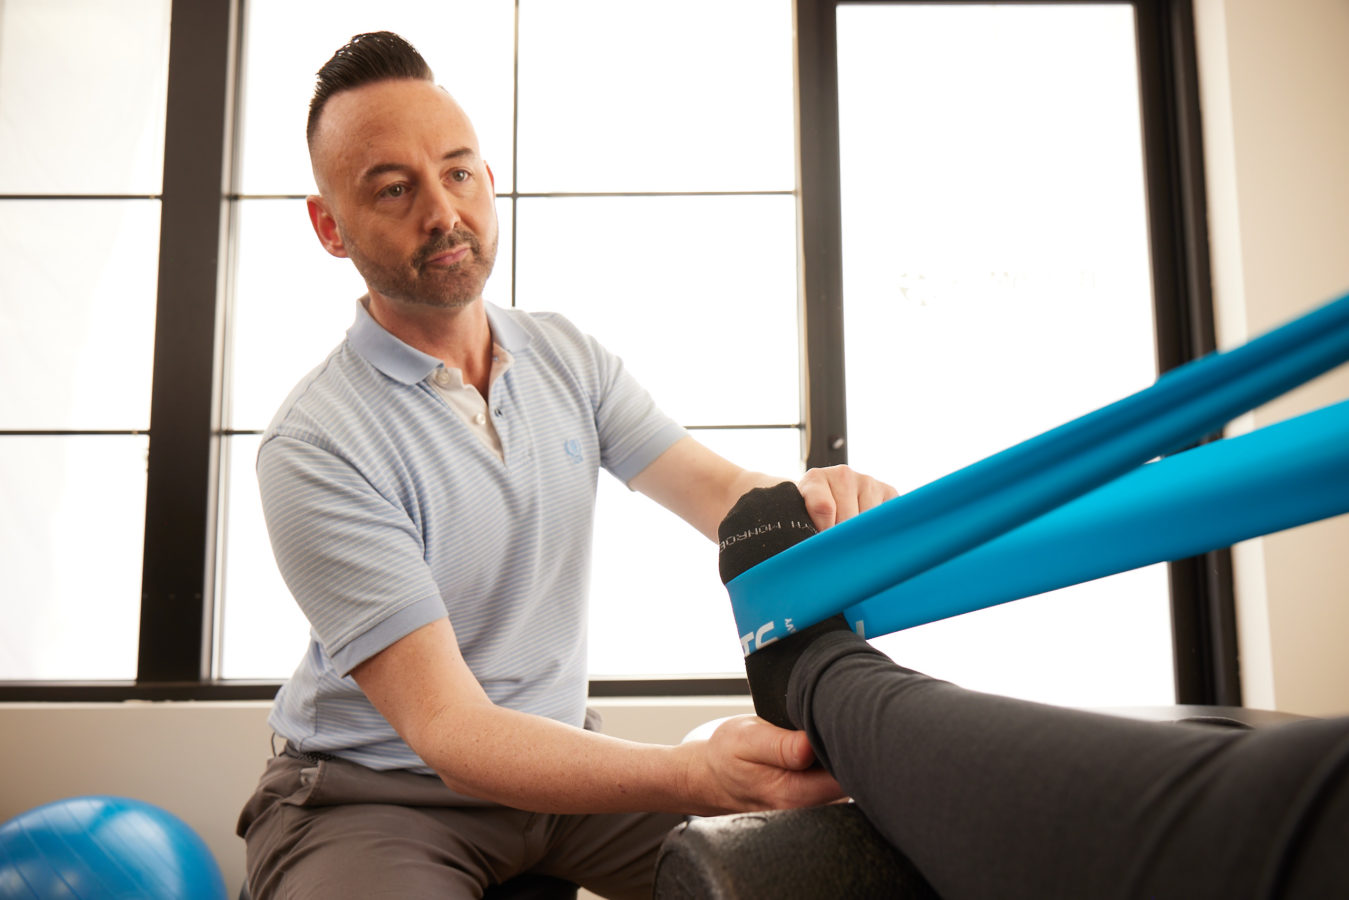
[
  {"xmin": 415, "ymin": 701, "xmax": 693, "ymax": 813},
  {"xmin": 352, "ymin": 614, "xmax": 841, "ymax": 817},
  {"xmin": 628, "ymin": 437, "xmax": 786, "ymax": 541}
]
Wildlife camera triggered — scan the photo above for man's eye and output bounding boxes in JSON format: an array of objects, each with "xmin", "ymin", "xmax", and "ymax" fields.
[
  {"xmin": 450, "ymin": 169, "xmax": 470, "ymax": 183},
  {"xmin": 382, "ymin": 184, "xmax": 406, "ymax": 198}
]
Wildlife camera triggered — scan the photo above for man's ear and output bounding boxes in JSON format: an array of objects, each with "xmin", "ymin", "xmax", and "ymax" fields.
[
  {"xmin": 484, "ymin": 161, "xmax": 496, "ymax": 191},
  {"xmin": 307, "ymin": 195, "xmax": 349, "ymax": 259}
]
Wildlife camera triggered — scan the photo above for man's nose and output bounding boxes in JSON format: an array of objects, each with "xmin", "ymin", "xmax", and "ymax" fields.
[{"xmin": 421, "ymin": 181, "xmax": 462, "ymax": 233}]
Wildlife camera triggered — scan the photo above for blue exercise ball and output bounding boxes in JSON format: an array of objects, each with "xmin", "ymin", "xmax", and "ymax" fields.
[{"xmin": 0, "ymin": 795, "xmax": 227, "ymax": 900}]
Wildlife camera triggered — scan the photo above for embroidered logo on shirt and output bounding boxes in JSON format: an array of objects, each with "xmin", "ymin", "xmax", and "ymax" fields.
[{"xmin": 564, "ymin": 438, "xmax": 583, "ymax": 464}]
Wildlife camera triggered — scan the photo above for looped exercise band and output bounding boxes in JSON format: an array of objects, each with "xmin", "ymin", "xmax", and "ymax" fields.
[{"xmin": 728, "ymin": 290, "xmax": 1349, "ymax": 654}]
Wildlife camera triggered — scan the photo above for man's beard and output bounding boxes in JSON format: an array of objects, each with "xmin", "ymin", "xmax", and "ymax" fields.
[{"xmin": 346, "ymin": 227, "xmax": 498, "ymax": 310}]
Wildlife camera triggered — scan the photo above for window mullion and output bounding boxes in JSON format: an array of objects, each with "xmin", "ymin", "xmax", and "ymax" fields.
[
  {"xmin": 138, "ymin": 0, "xmax": 238, "ymax": 684},
  {"xmin": 794, "ymin": 0, "xmax": 850, "ymax": 470},
  {"xmin": 1134, "ymin": 0, "xmax": 1241, "ymax": 706}
]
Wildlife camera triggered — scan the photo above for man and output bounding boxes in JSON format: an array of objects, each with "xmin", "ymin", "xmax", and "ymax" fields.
[{"xmin": 237, "ymin": 32, "xmax": 895, "ymax": 899}]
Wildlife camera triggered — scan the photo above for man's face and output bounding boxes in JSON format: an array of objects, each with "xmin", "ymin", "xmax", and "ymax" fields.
[{"xmin": 308, "ymin": 79, "xmax": 499, "ymax": 310}]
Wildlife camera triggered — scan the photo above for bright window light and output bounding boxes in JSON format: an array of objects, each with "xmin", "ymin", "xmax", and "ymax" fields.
[{"xmin": 837, "ymin": 3, "xmax": 1173, "ymax": 707}]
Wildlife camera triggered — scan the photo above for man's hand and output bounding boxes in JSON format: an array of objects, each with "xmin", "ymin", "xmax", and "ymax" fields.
[
  {"xmin": 798, "ymin": 465, "xmax": 898, "ymax": 531},
  {"xmin": 677, "ymin": 715, "xmax": 844, "ymax": 816}
]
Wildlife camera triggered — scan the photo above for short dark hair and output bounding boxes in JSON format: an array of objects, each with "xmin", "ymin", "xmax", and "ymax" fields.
[{"xmin": 307, "ymin": 31, "xmax": 434, "ymax": 147}]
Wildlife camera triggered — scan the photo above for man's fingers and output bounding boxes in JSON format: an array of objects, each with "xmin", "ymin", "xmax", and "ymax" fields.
[
  {"xmin": 770, "ymin": 730, "xmax": 843, "ymax": 806},
  {"xmin": 867, "ymin": 478, "xmax": 900, "ymax": 508},
  {"xmin": 788, "ymin": 767, "xmax": 846, "ymax": 806},
  {"xmin": 799, "ymin": 478, "xmax": 838, "ymax": 530},
  {"xmin": 830, "ymin": 468, "xmax": 862, "ymax": 523},
  {"xmin": 776, "ymin": 727, "xmax": 817, "ymax": 771},
  {"xmin": 799, "ymin": 465, "xmax": 895, "ymax": 530},
  {"xmin": 798, "ymin": 467, "xmax": 841, "ymax": 530},
  {"xmin": 717, "ymin": 716, "xmax": 813, "ymax": 770}
]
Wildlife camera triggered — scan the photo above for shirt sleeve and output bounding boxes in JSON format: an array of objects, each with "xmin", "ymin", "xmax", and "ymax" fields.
[
  {"xmin": 583, "ymin": 332, "xmax": 687, "ymax": 484},
  {"xmin": 257, "ymin": 434, "xmax": 448, "ymax": 675}
]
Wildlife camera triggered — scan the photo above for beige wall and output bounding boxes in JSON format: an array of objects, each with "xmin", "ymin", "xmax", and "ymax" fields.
[
  {"xmin": 1193, "ymin": 0, "xmax": 1349, "ymax": 715},
  {"xmin": 0, "ymin": 703, "xmax": 272, "ymax": 898},
  {"xmin": 0, "ymin": 698, "xmax": 752, "ymax": 899}
]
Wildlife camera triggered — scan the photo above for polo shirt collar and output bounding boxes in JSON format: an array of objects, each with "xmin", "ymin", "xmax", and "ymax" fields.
[
  {"xmin": 484, "ymin": 300, "xmax": 529, "ymax": 353},
  {"xmin": 346, "ymin": 297, "xmax": 531, "ymax": 385}
]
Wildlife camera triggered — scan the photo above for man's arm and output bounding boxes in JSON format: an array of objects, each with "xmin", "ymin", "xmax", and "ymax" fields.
[
  {"xmin": 629, "ymin": 436, "xmax": 898, "ymax": 539},
  {"xmin": 350, "ymin": 616, "xmax": 843, "ymax": 815}
]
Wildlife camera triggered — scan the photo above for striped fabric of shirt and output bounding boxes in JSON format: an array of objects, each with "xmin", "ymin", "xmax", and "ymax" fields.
[{"xmin": 260, "ymin": 300, "xmax": 685, "ymax": 774}]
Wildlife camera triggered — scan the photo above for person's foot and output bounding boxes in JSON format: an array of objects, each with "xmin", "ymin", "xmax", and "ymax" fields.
[
  {"xmin": 717, "ymin": 481, "xmax": 819, "ymax": 585},
  {"xmin": 718, "ymin": 482, "xmax": 851, "ymax": 728}
]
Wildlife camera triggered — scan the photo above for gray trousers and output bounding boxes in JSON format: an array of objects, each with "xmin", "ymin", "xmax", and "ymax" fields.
[
  {"xmin": 789, "ymin": 629, "xmax": 1349, "ymax": 899},
  {"xmin": 237, "ymin": 740, "xmax": 682, "ymax": 899}
]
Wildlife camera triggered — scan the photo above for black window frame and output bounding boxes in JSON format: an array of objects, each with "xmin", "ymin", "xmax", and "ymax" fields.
[{"xmin": 0, "ymin": 0, "xmax": 1236, "ymax": 705}]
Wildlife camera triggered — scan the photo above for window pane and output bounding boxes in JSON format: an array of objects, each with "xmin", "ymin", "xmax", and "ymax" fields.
[
  {"xmin": 878, "ymin": 566, "xmax": 1174, "ymax": 709},
  {"xmin": 0, "ymin": 436, "xmax": 146, "ymax": 680},
  {"xmin": 836, "ymin": 4, "xmax": 1173, "ymax": 706},
  {"xmin": 515, "ymin": 195, "xmax": 799, "ymax": 425},
  {"xmin": 0, "ymin": 200, "xmax": 160, "ymax": 431},
  {"xmin": 226, "ymin": 199, "xmax": 368, "ymax": 430},
  {"xmin": 0, "ymin": 0, "xmax": 170, "ymax": 195},
  {"xmin": 226, "ymin": 198, "xmax": 514, "ymax": 430},
  {"xmin": 236, "ymin": 1, "xmax": 516, "ymax": 195},
  {"xmin": 517, "ymin": 0, "xmax": 793, "ymax": 192},
  {"xmin": 588, "ymin": 427, "xmax": 802, "ymax": 678},
  {"xmin": 216, "ymin": 435, "xmax": 310, "ymax": 680}
]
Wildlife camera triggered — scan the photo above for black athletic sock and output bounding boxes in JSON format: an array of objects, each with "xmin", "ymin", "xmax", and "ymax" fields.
[{"xmin": 718, "ymin": 482, "xmax": 851, "ymax": 728}]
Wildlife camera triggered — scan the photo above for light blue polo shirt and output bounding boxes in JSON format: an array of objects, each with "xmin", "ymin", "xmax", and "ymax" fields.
[{"xmin": 260, "ymin": 300, "xmax": 686, "ymax": 774}]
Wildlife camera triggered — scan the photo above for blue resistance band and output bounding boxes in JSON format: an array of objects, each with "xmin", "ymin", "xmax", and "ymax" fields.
[
  {"xmin": 847, "ymin": 397, "xmax": 1349, "ymax": 636},
  {"xmin": 728, "ymin": 290, "xmax": 1349, "ymax": 653}
]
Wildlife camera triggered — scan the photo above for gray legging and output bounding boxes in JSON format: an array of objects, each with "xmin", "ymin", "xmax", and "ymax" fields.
[{"xmin": 782, "ymin": 630, "xmax": 1349, "ymax": 899}]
